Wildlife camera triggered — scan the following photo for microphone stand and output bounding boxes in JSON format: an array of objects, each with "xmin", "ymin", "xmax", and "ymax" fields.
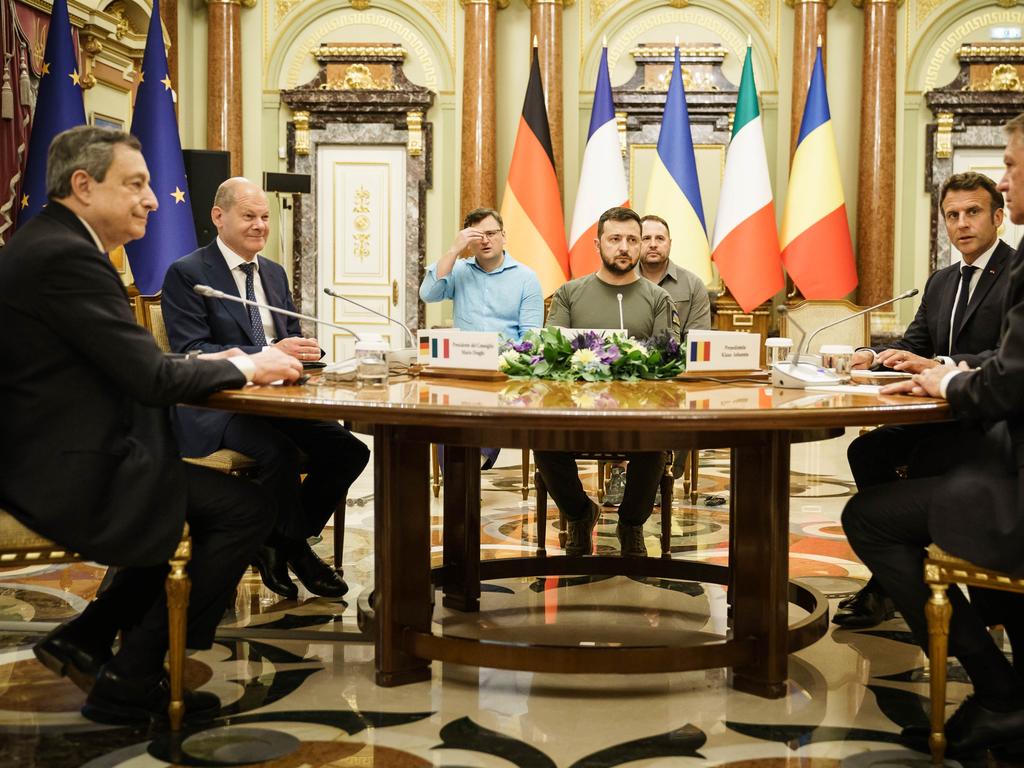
[{"xmin": 323, "ymin": 287, "xmax": 418, "ymax": 366}]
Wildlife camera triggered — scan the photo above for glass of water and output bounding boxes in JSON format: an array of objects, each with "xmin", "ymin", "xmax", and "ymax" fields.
[{"xmin": 355, "ymin": 339, "xmax": 389, "ymax": 386}]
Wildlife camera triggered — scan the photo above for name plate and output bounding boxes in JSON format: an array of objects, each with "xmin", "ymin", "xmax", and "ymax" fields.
[
  {"xmin": 417, "ymin": 329, "xmax": 501, "ymax": 370},
  {"xmin": 685, "ymin": 330, "xmax": 761, "ymax": 371}
]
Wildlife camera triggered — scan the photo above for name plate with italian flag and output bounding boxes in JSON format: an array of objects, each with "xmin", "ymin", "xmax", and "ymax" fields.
[
  {"xmin": 685, "ymin": 329, "xmax": 761, "ymax": 371},
  {"xmin": 417, "ymin": 329, "xmax": 501, "ymax": 370}
]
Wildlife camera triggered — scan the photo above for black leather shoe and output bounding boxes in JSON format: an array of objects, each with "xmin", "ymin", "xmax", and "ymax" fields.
[
  {"xmin": 82, "ymin": 666, "xmax": 220, "ymax": 726},
  {"xmin": 288, "ymin": 542, "xmax": 348, "ymax": 598},
  {"xmin": 253, "ymin": 545, "xmax": 298, "ymax": 599},
  {"xmin": 832, "ymin": 588, "xmax": 896, "ymax": 628},
  {"xmin": 942, "ymin": 695, "xmax": 1024, "ymax": 755},
  {"xmin": 34, "ymin": 622, "xmax": 113, "ymax": 693}
]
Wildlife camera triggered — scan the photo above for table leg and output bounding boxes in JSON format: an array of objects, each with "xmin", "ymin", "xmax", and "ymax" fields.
[
  {"xmin": 374, "ymin": 426, "xmax": 432, "ymax": 686},
  {"xmin": 442, "ymin": 446, "xmax": 481, "ymax": 612},
  {"xmin": 730, "ymin": 432, "xmax": 790, "ymax": 698}
]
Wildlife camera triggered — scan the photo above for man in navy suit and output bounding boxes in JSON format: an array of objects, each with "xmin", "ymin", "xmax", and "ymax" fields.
[
  {"xmin": 835, "ymin": 171, "xmax": 1015, "ymax": 628},
  {"xmin": 162, "ymin": 178, "xmax": 369, "ymax": 600}
]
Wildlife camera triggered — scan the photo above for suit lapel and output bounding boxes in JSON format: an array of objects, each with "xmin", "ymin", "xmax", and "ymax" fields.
[
  {"xmin": 952, "ymin": 241, "xmax": 1010, "ymax": 350},
  {"xmin": 935, "ymin": 266, "xmax": 959, "ymax": 356},
  {"xmin": 201, "ymin": 243, "xmax": 256, "ymax": 345},
  {"xmin": 257, "ymin": 256, "xmax": 289, "ymax": 340}
]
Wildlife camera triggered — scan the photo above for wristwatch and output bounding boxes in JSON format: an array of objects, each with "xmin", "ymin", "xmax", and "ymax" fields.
[{"xmin": 185, "ymin": 350, "xmax": 203, "ymax": 360}]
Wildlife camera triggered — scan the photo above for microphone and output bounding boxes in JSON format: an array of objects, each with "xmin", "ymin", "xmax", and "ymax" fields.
[
  {"xmin": 774, "ymin": 305, "xmax": 806, "ymax": 365},
  {"xmin": 800, "ymin": 288, "xmax": 919, "ymax": 359},
  {"xmin": 323, "ymin": 287, "xmax": 416, "ymax": 348},
  {"xmin": 193, "ymin": 284, "xmax": 362, "ymax": 341},
  {"xmin": 616, "ymin": 293, "xmax": 625, "ymax": 331}
]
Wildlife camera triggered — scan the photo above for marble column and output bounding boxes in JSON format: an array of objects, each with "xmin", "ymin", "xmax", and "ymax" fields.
[
  {"xmin": 786, "ymin": 0, "xmax": 834, "ymax": 161},
  {"xmin": 459, "ymin": 0, "xmax": 501, "ymax": 217},
  {"xmin": 206, "ymin": 0, "xmax": 243, "ymax": 176},
  {"xmin": 529, "ymin": 0, "xmax": 566, "ymax": 194},
  {"xmin": 162, "ymin": 0, "xmax": 178, "ymax": 94},
  {"xmin": 854, "ymin": 0, "xmax": 900, "ymax": 306}
]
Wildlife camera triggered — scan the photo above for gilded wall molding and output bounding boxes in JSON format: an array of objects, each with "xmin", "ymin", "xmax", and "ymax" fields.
[
  {"xmin": 851, "ymin": 0, "xmax": 904, "ymax": 7},
  {"xmin": 782, "ymin": 0, "xmax": 837, "ymax": 7}
]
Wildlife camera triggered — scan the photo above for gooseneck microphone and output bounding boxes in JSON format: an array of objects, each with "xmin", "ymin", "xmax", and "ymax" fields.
[
  {"xmin": 616, "ymin": 293, "xmax": 625, "ymax": 331},
  {"xmin": 799, "ymin": 288, "xmax": 919, "ymax": 359},
  {"xmin": 192, "ymin": 284, "xmax": 362, "ymax": 341},
  {"xmin": 323, "ymin": 287, "xmax": 416, "ymax": 348}
]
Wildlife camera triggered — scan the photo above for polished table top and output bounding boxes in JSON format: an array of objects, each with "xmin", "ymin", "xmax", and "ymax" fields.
[{"xmin": 203, "ymin": 375, "xmax": 951, "ymax": 432}]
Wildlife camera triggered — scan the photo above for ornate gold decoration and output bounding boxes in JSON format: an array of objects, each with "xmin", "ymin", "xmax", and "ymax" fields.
[
  {"xmin": 522, "ymin": 0, "xmax": 576, "ymax": 6},
  {"xmin": 354, "ymin": 186, "xmax": 371, "ymax": 212},
  {"xmin": 352, "ymin": 0, "xmax": 370, "ymax": 8},
  {"xmin": 967, "ymin": 62, "xmax": 1024, "ymax": 91},
  {"xmin": 105, "ymin": 2, "xmax": 134, "ymax": 39},
  {"xmin": 783, "ymin": 0, "xmax": 838, "ymax": 7},
  {"xmin": 293, "ymin": 110, "xmax": 310, "ymax": 156},
  {"xmin": 313, "ymin": 44, "xmax": 407, "ymax": 60},
  {"xmin": 407, "ymin": 110, "xmax": 423, "ymax": 156},
  {"xmin": 629, "ymin": 44, "xmax": 728, "ymax": 58},
  {"xmin": 916, "ymin": 0, "xmax": 943, "ymax": 25},
  {"xmin": 958, "ymin": 43, "xmax": 1024, "ymax": 60},
  {"xmin": 640, "ymin": 64, "xmax": 718, "ymax": 92},
  {"xmin": 668, "ymin": 0, "xmax": 688, "ymax": 7},
  {"xmin": 851, "ymin": 0, "xmax": 904, "ymax": 7},
  {"xmin": 615, "ymin": 111, "xmax": 627, "ymax": 156},
  {"xmin": 590, "ymin": 0, "xmax": 615, "ymax": 24},
  {"xmin": 461, "ymin": 0, "xmax": 511, "ymax": 6},
  {"xmin": 345, "ymin": 63, "xmax": 384, "ymax": 89},
  {"xmin": 998, "ymin": 0, "xmax": 1019, "ymax": 7},
  {"xmin": 740, "ymin": 0, "xmax": 770, "ymax": 21},
  {"xmin": 935, "ymin": 112, "xmax": 953, "ymax": 159},
  {"xmin": 353, "ymin": 233, "xmax": 371, "ymax": 260},
  {"xmin": 355, "ymin": 214, "xmax": 370, "ymax": 230},
  {"xmin": 78, "ymin": 35, "xmax": 103, "ymax": 90},
  {"xmin": 275, "ymin": 0, "xmax": 303, "ymax": 23},
  {"xmin": 352, "ymin": 185, "xmax": 372, "ymax": 261}
]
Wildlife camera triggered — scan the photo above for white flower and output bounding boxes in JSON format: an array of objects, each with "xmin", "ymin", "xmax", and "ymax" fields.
[
  {"xmin": 500, "ymin": 350, "xmax": 521, "ymax": 363},
  {"xmin": 571, "ymin": 348, "xmax": 598, "ymax": 367},
  {"xmin": 623, "ymin": 340, "xmax": 648, "ymax": 356}
]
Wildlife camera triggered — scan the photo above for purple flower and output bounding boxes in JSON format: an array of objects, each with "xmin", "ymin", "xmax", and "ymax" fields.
[
  {"xmin": 571, "ymin": 331, "xmax": 602, "ymax": 351},
  {"xmin": 513, "ymin": 340, "xmax": 535, "ymax": 353},
  {"xmin": 530, "ymin": 354, "xmax": 543, "ymax": 364},
  {"xmin": 599, "ymin": 345, "xmax": 621, "ymax": 364}
]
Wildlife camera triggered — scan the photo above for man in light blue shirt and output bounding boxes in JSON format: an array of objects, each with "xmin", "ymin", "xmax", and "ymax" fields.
[{"xmin": 419, "ymin": 207, "xmax": 543, "ymax": 340}]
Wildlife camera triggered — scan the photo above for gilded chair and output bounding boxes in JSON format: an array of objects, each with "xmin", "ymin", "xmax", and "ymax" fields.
[
  {"xmin": 923, "ymin": 545, "xmax": 1024, "ymax": 764},
  {"xmin": 135, "ymin": 294, "xmax": 347, "ymax": 573},
  {"xmin": 778, "ymin": 298, "xmax": 871, "ymax": 351},
  {"xmin": 0, "ymin": 508, "xmax": 191, "ymax": 730}
]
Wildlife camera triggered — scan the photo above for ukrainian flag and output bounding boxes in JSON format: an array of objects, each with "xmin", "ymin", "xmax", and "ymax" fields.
[{"xmin": 643, "ymin": 45, "xmax": 712, "ymax": 285}]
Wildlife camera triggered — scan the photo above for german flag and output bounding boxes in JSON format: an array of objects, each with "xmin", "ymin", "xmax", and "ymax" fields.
[{"xmin": 500, "ymin": 45, "xmax": 569, "ymax": 298}]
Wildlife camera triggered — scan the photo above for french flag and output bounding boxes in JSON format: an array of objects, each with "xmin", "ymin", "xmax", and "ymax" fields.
[{"xmin": 568, "ymin": 46, "xmax": 628, "ymax": 278}]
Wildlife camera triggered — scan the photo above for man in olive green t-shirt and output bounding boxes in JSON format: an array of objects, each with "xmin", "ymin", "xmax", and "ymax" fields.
[{"xmin": 537, "ymin": 207, "xmax": 672, "ymax": 559}]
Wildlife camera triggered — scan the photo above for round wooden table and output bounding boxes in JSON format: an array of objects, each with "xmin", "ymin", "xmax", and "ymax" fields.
[{"xmin": 204, "ymin": 375, "xmax": 950, "ymax": 698}]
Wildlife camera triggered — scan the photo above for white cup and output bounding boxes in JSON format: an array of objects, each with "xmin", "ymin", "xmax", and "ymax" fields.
[{"xmin": 765, "ymin": 337, "xmax": 793, "ymax": 366}]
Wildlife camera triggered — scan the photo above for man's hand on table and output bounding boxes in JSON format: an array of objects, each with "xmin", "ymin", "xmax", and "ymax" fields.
[
  {"xmin": 875, "ymin": 349, "xmax": 940, "ymax": 374},
  {"xmin": 879, "ymin": 361, "xmax": 969, "ymax": 398},
  {"xmin": 249, "ymin": 348, "xmax": 303, "ymax": 384}
]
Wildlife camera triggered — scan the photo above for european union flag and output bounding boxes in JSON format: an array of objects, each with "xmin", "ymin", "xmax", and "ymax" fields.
[
  {"xmin": 18, "ymin": 0, "xmax": 85, "ymax": 225},
  {"xmin": 124, "ymin": 0, "xmax": 196, "ymax": 294}
]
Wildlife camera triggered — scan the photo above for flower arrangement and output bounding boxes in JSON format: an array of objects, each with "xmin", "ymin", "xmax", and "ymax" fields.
[{"xmin": 499, "ymin": 327, "xmax": 685, "ymax": 382}]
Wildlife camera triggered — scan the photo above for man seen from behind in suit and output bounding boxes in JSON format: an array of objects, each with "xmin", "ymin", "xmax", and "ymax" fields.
[
  {"xmin": 536, "ymin": 206, "xmax": 675, "ymax": 558},
  {"xmin": 835, "ymin": 172, "xmax": 1014, "ymax": 629},
  {"xmin": 161, "ymin": 178, "xmax": 370, "ymax": 600},
  {"xmin": 0, "ymin": 126, "xmax": 302, "ymax": 725},
  {"xmin": 842, "ymin": 115, "xmax": 1024, "ymax": 757}
]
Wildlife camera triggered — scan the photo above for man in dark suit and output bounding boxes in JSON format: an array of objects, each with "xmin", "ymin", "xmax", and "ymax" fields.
[
  {"xmin": 842, "ymin": 115, "xmax": 1024, "ymax": 756},
  {"xmin": 835, "ymin": 171, "xmax": 1015, "ymax": 628},
  {"xmin": 0, "ymin": 126, "xmax": 302, "ymax": 724},
  {"xmin": 161, "ymin": 178, "xmax": 369, "ymax": 600}
]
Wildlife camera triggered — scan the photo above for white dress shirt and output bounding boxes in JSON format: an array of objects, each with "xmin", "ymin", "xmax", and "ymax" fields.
[{"xmin": 216, "ymin": 237, "xmax": 276, "ymax": 345}]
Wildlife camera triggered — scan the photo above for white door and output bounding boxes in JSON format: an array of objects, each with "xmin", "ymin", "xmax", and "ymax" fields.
[
  {"xmin": 952, "ymin": 148, "xmax": 1023, "ymax": 259},
  {"xmin": 317, "ymin": 145, "xmax": 407, "ymax": 362}
]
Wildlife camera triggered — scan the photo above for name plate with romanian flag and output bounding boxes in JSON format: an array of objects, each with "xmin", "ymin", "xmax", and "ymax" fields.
[
  {"xmin": 685, "ymin": 329, "xmax": 761, "ymax": 372},
  {"xmin": 417, "ymin": 329, "xmax": 501, "ymax": 371}
]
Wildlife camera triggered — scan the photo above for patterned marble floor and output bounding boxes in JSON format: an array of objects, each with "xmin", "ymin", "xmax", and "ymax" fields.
[{"xmin": 0, "ymin": 430, "xmax": 1016, "ymax": 767}]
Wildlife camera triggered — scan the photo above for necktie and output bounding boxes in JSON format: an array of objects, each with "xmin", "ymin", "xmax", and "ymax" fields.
[
  {"xmin": 238, "ymin": 262, "xmax": 267, "ymax": 347},
  {"xmin": 949, "ymin": 264, "xmax": 977, "ymax": 354}
]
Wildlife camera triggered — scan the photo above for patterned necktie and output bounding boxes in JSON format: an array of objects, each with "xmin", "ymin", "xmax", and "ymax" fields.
[
  {"xmin": 238, "ymin": 262, "xmax": 267, "ymax": 346},
  {"xmin": 949, "ymin": 264, "xmax": 977, "ymax": 354}
]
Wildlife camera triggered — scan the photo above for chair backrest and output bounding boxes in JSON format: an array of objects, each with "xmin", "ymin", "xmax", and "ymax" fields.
[
  {"xmin": 136, "ymin": 293, "xmax": 171, "ymax": 352},
  {"xmin": 779, "ymin": 299, "xmax": 870, "ymax": 352}
]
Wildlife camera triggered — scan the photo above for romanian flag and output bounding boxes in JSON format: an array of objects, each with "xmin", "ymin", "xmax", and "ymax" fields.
[
  {"xmin": 18, "ymin": 0, "xmax": 85, "ymax": 226},
  {"xmin": 568, "ymin": 46, "xmax": 627, "ymax": 278},
  {"xmin": 125, "ymin": 0, "xmax": 197, "ymax": 294},
  {"xmin": 500, "ymin": 45, "xmax": 568, "ymax": 298},
  {"xmin": 711, "ymin": 46, "xmax": 784, "ymax": 313},
  {"xmin": 643, "ymin": 45, "xmax": 712, "ymax": 285},
  {"xmin": 689, "ymin": 340, "xmax": 711, "ymax": 363},
  {"xmin": 780, "ymin": 46, "xmax": 858, "ymax": 298}
]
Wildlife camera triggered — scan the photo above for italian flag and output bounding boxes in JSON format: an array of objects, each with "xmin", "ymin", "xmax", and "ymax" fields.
[{"xmin": 710, "ymin": 45, "xmax": 784, "ymax": 313}]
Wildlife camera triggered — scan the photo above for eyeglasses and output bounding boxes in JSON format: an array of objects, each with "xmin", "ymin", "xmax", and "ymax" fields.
[{"xmin": 480, "ymin": 230, "xmax": 503, "ymax": 240}]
